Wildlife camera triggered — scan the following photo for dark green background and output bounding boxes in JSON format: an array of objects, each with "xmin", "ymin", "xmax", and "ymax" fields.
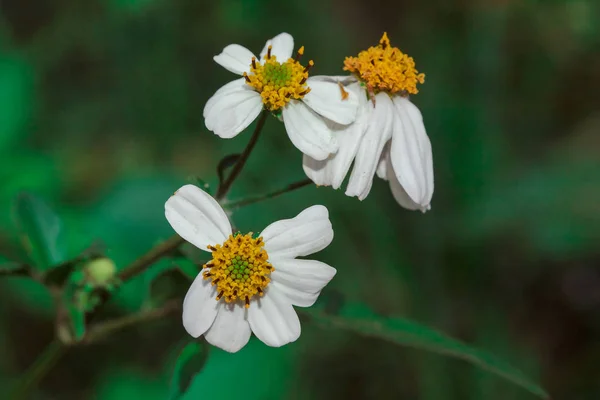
[{"xmin": 1, "ymin": 0, "xmax": 599, "ymax": 398}]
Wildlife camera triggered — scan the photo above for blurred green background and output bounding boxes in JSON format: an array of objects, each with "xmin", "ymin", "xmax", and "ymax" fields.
[{"xmin": 1, "ymin": 0, "xmax": 599, "ymax": 398}]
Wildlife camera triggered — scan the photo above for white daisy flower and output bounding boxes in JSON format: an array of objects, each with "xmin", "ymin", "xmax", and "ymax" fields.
[
  {"xmin": 303, "ymin": 33, "xmax": 434, "ymax": 212},
  {"xmin": 165, "ymin": 184, "xmax": 336, "ymax": 352},
  {"xmin": 203, "ymin": 32, "xmax": 359, "ymax": 161}
]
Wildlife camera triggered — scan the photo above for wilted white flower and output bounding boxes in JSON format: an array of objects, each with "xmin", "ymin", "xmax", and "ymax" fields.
[
  {"xmin": 204, "ymin": 32, "xmax": 359, "ymax": 161},
  {"xmin": 165, "ymin": 185, "xmax": 336, "ymax": 352},
  {"xmin": 303, "ymin": 33, "xmax": 434, "ymax": 211}
]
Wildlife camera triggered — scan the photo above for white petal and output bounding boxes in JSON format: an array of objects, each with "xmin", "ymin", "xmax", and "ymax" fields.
[
  {"xmin": 203, "ymin": 78, "xmax": 247, "ymax": 121},
  {"xmin": 270, "ymin": 281, "xmax": 319, "ymax": 308},
  {"xmin": 386, "ymin": 156, "xmax": 425, "ymax": 211},
  {"xmin": 303, "ymin": 76, "xmax": 359, "ymax": 125},
  {"xmin": 376, "ymin": 142, "xmax": 391, "ymax": 181},
  {"xmin": 302, "ymin": 92, "xmax": 369, "ymax": 189},
  {"xmin": 213, "ymin": 44, "xmax": 255, "ymax": 75},
  {"xmin": 182, "ymin": 273, "xmax": 219, "ymax": 338},
  {"xmin": 346, "ymin": 93, "xmax": 394, "ymax": 200},
  {"xmin": 204, "ymin": 303, "xmax": 251, "ymax": 353},
  {"xmin": 270, "ymin": 258, "xmax": 336, "ymax": 307},
  {"xmin": 259, "ymin": 32, "xmax": 294, "ymax": 62},
  {"xmin": 260, "ymin": 205, "xmax": 333, "ymax": 259},
  {"xmin": 165, "ymin": 185, "xmax": 232, "ymax": 251},
  {"xmin": 390, "ymin": 96, "xmax": 434, "ymax": 207},
  {"xmin": 248, "ymin": 286, "xmax": 301, "ymax": 347},
  {"xmin": 282, "ymin": 101, "xmax": 338, "ymax": 160},
  {"xmin": 204, "ymin": 83, "xmax": 263, "ymax": 139},
  {"xmin": 403, "ymin": 98, "xmax": 434, "ymax": 205}
]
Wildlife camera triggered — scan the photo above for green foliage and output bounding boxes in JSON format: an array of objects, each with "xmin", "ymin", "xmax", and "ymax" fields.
[
  {"xmin": 97, "ymin": 368, "xmax": 168, "ymax": 400},
  {"xmin": 181, "ymin": 339, "xmax": 295, "ymax": 400},
  {"xmin": 148, "ymin": 267, "xmax": 191, "ymax": 307},
  {"xmin": 0, "ymin": 55, "xmax": 33, "ymax": 153},
  {"xmin": 13, "ymin": 193, "xmax": 68, "ymax": 271},
  {"xmin": 1, "ymin": 0, "xmax": 598, "ymax": 398},
  {"xmin": 67, "ymin": 302, "xmax": 87, "ymax": 342},
  {"xmin": 169, "ymin": 341, "xmax": 209, "ymax": 400},
  {"xmin": 0, "ymin": 257, "xmax": 28, "ymax": 277},
  {"xmin": 307, "ymin": 304, "xmax": 549, "ymax": 399}
]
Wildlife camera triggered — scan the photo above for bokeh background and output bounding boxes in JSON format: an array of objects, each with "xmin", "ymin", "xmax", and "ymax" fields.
[{"xmin": 1, "ymin": 0, "xmax": 599, "ymax": 398}]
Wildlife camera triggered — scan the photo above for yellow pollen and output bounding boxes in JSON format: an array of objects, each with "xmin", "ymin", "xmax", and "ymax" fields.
[
  {"xmin": 243, "ymin": 49, "xmax": 312, "ymax": 111},
  {"xmin": 343, "ymin": 32, "xmax": 425, "ymax": 95},
  {"xmin": 203, "ymin": 233, "xmax": 272, "ymax": 307}
]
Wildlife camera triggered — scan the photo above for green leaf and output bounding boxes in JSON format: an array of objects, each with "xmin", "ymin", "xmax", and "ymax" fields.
[
  {"xmin": 0, "ymin": 255, "xmax": 29, "ymax": 277},
  {"xmin": 170, "ymin": 341, "xmax": 209, "ymax": 400},
  {"xmin": 13, "ymin": 193, "xmax": 67, "ymax": 271},
  {"xmin": 181, "ymin": 338, "xmax": 294, "ymax": 400},
  {"xmin": 305, "ymin": 304, "xmax": 549, "ymax": 399},
  {"xmin": 174, "ymin": 258, "xmax": 202, "ymax": 280},
  {"xmin": 43, "ymin": 242, "xmax": 105, "ymax": 287},
  {"xmin": 68, "ymin": 304, "xmax": 86, "ymax": 341},
  {"xmin": 148, "ymin": 267, "xmax": 192, "ymax": 307},
  {"xmin": 0, "ymin": 55, "xmax": 34, "ymax": 152}
]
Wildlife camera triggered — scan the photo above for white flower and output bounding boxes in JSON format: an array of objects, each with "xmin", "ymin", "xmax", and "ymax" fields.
[
  {"xmin": 204, "ymin": 32, "xmax": 359, "ymax": 161},
  {"xmin": 165, "ymin": 185, "xmax": 336, "ymax": 352},
  {"xmin": 302, "ymin": 34, "xmax": 434, "ymax": 211}
]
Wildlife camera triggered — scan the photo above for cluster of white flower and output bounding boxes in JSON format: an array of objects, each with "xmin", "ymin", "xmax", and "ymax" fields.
[{"xmin": 165, "ymin": 32, "xmax": 434, "ymax": 352}]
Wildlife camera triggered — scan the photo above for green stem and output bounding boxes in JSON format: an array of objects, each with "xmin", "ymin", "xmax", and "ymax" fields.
[
  {"xmin": 85, "ymin": 300, "xmax": 181, "ymax": 344},
  {"xmin": 9, "ymin": 341, "xmax": 65, "ymax": 400},
  {"xmin": 114, "ymin": 110, "xmax": 269, "ymax": 283},
  {"xmin": 225, "ymin": 178, "xmax": 313, "ymax": 210},
  {"xmin": 216, "ymin": 110, "xmax": 269, "ymax": 200},
  {"xmin": 88, "ymin": 110, "xmax": 269, "ymax": 322},
  {"xmin": 118, "ymin": 235, "xmax": 185, "ymax": 282}
]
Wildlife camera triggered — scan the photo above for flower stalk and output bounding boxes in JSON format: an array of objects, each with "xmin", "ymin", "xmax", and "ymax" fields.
[{"xmin": 216, "ymin": 109, "xmax": 269, "ymax": 200}]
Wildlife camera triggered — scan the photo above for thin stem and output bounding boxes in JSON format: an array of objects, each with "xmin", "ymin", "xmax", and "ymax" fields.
[
  {"xmin": 216, "ymin": 110, "xmax": 269, "ymax": 200},
  {"xmin": 88, "ymin": 110, "xmax": 269, "ymax": 319},
  {"xmin": 9, "ymin": 341, "xmax": 65, "ymax": 400},
  {"xmin": 225, "ymin": 178, "xmax": 313, "ymax": 210},
  {"xmin": 118, "ymin": 235, "xmax": 185, "ymax": 282},
  {"xmin": 84, "ymin": 300, "xmax": 181, "ymax": 344}
]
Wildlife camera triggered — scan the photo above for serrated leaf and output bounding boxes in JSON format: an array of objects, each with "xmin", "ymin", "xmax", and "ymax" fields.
[
  {"xmin": 217, "ymin": 153, "xmax": 241, "ymax": 185},
  {"xmin": 13, "ymin": 193, "xmax": 67, "ymax": 271},
  {"xmin": 170, "ymin": 341, "xmax": 209, "ymax": 400},
  {"xmin": 305, "ymin": 304, "xmax": 549, "ymax": 399}
]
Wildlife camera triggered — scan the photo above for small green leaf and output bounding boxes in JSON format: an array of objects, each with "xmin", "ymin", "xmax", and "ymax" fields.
[
  {"xmin": 13, "ymin": 193, "xmax": 67, "ymax": 271},
  {"xmin": 170, "ymin": 341, "xmax": 209, "ymax": 400},
  {"xmin": 68, "ymin": 303, "xmax": 86, "ymax": 341},
  {"xmin": 43, "ymin": 242, "xmax": 106, "ymax": 287},
  {"xmin": 305, "ymin": 304, "xmax": 549, "ymax": 399},
  {"xmin": 149, "ymin": 267, "xmax": 192, "ymax": 306}
]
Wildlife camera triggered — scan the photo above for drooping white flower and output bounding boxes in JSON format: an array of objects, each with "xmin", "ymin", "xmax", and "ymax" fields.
[
  {"xmin": 204, "ymin": 32, "xmax": 359, "ymax": 161},
  {"xmin": 303, "ymin": 33, "xmax": 434, "ymax": 212},
  {"xmin": 165, "ymin": 185, "xmax": 336, "ymax": 352}
]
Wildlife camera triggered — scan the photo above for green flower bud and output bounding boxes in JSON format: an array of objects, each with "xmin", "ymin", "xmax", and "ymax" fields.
[{"xmin": 84, "ymin": 258, "xmax": 117, "ymax": 286}]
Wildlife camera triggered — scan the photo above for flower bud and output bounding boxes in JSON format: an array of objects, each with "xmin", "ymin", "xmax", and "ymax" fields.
[{"xmin": 84, "ymin": 258, "xmax": 117, "ymax": 286}]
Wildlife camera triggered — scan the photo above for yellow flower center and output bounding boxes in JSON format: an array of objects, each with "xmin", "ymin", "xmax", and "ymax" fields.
[
  {"xmin": 203, "ymin": 232, "xmax": 273, "ymax": 308},
  {"xmin": 343, "ymin": 32, "xmax": 425, "ymax": 95},
  {"xmin": 243, "ymin": 45, "xmax": 313, "ymax": 111}
]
